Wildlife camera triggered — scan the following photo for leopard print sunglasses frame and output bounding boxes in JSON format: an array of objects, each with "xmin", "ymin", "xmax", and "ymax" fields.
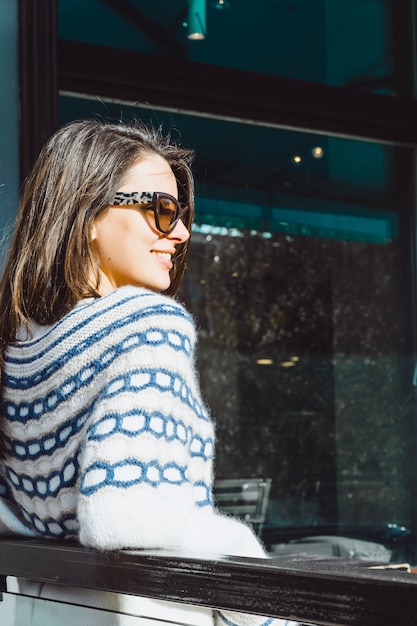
[{"xmin": 111, "ymin": 191, "xmax": 188, "ymax": 234}]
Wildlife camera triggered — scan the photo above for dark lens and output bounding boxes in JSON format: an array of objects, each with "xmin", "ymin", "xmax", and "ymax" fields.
[{"xmin": 158, "ymin": 196, "xmax": 178, "ymax": 232}]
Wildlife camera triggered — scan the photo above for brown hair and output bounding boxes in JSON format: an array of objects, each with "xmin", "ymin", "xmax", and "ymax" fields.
[{"xmin": 0, "ymin": 119, "xmax": 195, "ymax": 456}]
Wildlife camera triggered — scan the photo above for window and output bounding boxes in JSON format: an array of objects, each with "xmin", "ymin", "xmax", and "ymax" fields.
[{"xmin": 58, "ymin": 0, "xmax": 417, "ymax": 563}]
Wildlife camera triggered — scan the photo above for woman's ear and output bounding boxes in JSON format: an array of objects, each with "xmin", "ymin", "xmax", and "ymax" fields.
[{"xmin": 90, "ymin": 223, "xmax": 97, "ymax": 241}]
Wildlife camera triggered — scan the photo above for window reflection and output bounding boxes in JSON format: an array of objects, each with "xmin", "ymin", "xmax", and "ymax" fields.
[
  {"xmin": 58, "ymin": 0, "xmax": 409, "ymax": 96},
  {"xmin": 179, "ymin": 214, "xmax": 413, "ymax": 562}
]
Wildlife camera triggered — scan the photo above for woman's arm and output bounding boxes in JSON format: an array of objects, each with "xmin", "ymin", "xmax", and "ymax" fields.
[{"xmin": 76, "ymin": 292, "xmax": 265, "ymax": 558}]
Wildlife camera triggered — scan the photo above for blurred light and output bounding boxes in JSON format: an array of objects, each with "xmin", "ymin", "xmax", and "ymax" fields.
[
  {"xmin": 312, "ymin": 146, "xmax": 324, "ymax": 159},
  {"xmin": 193, "ymin": 223, "xmax": 243, "ymax": 237},
  {"xmin": 188, "ymin": 0, "xmax": 206, "ymax": 39},
  {"xmin": 291, "ymin": 356, "xmax": 300, "ymax": 362},
  {"xmin": 212, "ymin": 0, "xmax": 230, "ymax": 7},
  {"xmin": 281, "ymin": 361, "xmax": 296, "ymax": 367},
  {"xmin": 257, "ymin": 358, "xmax": 273, "ymax": 365},
  {"xmin": 292, "ymin": 155, "xmax": 302, "ymax": 164}
]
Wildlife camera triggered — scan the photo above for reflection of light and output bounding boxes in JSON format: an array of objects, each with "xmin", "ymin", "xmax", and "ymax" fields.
[
  {"xmin": 312, "ymin": 146, "xmax": 324, "ymax": 159},
  {"xmin": 193, "ymin": 224, "xmax": 244, "ymax": 237},
  {"xmin": 292, "ymin": 155, "xmax": 302, "ymax": 164},
  {"xmin": 257, "ymin": 358, "xmax": 273, "ymax": 365},
  {"xmin": 187, "ymin": 0, "xmax": 206, "ymax": 39},
  {"xmin": 281, "ymin": 361, "xmax": 295, "ymax": 367},
  {"xmin": 192, "ymin": 224, "xmax": 274, "ymax": 239},
  {"xmin": 212, "ymin": 0, "xmax": 230, "ymax": 7}
]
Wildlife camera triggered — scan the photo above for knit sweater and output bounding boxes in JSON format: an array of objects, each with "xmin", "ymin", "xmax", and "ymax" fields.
[{"xmin": 0, "ymin": 286, "xmax": 297, "ymax": 626}]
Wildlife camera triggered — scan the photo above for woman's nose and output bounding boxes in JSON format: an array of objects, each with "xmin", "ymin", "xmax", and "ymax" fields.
[{"xmin": 169, "ymin": 219, "xmax": 190, "ymax": 244}]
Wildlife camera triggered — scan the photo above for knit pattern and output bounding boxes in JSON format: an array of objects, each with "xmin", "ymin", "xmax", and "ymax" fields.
[{"xmin": 2, "ymin": 287, "xmax": 214, "ymax": 543}]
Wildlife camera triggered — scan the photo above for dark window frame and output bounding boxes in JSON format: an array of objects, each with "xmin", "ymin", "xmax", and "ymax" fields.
[{"xmin": 1, "ymin": 537, "xmax": 417, "ymax": 626}]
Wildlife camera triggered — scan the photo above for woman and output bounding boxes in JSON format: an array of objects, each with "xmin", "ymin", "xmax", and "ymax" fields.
[{"xmin": 0, "ymin": 120, "xmax": 297, "ymax": 626}]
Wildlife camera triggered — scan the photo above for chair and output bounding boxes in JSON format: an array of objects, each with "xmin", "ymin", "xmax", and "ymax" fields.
[{"xmin": 213, "ymin": 478, "xmax": 271, "ymax": 534}]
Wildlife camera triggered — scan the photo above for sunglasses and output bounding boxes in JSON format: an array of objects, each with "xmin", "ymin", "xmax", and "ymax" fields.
[{"xmin": 111, "ymin": 191, "xmax": 188, "ymax": 235}]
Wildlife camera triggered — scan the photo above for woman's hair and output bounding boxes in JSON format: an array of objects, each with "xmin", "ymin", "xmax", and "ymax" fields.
[{"xmin": 0, "ymin": 119, "xmax": 195, "ymax": 455}]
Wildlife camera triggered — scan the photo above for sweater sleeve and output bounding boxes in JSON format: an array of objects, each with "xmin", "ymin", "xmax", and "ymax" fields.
[{"xmin": 77, "ymin": 294, "xmax": 265, "ymax": 556}]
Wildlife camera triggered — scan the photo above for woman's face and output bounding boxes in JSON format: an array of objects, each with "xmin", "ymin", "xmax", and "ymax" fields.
[{"xmin": 91, "ymin": 153, "xmax": 190, "ymax": 295}]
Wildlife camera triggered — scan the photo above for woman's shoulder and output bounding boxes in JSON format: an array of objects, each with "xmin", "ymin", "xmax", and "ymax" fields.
[
  {"xmin": 10, "ymin": 288, "xmax": 193, "ymax": 354},
  {"xmin": 76, "ymin": 287, "xmax": 197, "ymax": 363},
  {"xmin": 70, "ymin": 286, "xmax": 196, "ymax": 342}
]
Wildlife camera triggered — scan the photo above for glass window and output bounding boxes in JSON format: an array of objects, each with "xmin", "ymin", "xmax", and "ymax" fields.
[
  {"xmin": 60, "ymin": 94, "xmax": 417, "ymax": 563},
  {"xmin": 58, "ymin": 0, "xmax": 416, "ymax": 97}
]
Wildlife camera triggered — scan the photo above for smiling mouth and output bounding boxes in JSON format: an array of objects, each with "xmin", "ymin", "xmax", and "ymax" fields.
[{"xmin": 151, "ymin": 251, "xmax": 172, "ymax": 261}]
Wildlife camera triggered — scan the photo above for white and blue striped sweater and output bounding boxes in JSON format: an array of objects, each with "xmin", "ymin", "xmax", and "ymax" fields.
[{"xmin": 0, "ymin": 286, "xmax": 297, "ymax": 626}]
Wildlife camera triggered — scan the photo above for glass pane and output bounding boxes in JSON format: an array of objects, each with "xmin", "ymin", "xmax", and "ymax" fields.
[
  {"xmin": 59, "ymin": 95, "xmax": 417, "ymax": 564},
  {"xmin": 58, "ymin": 0, "xmax": 416, "ymax": 97}
]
